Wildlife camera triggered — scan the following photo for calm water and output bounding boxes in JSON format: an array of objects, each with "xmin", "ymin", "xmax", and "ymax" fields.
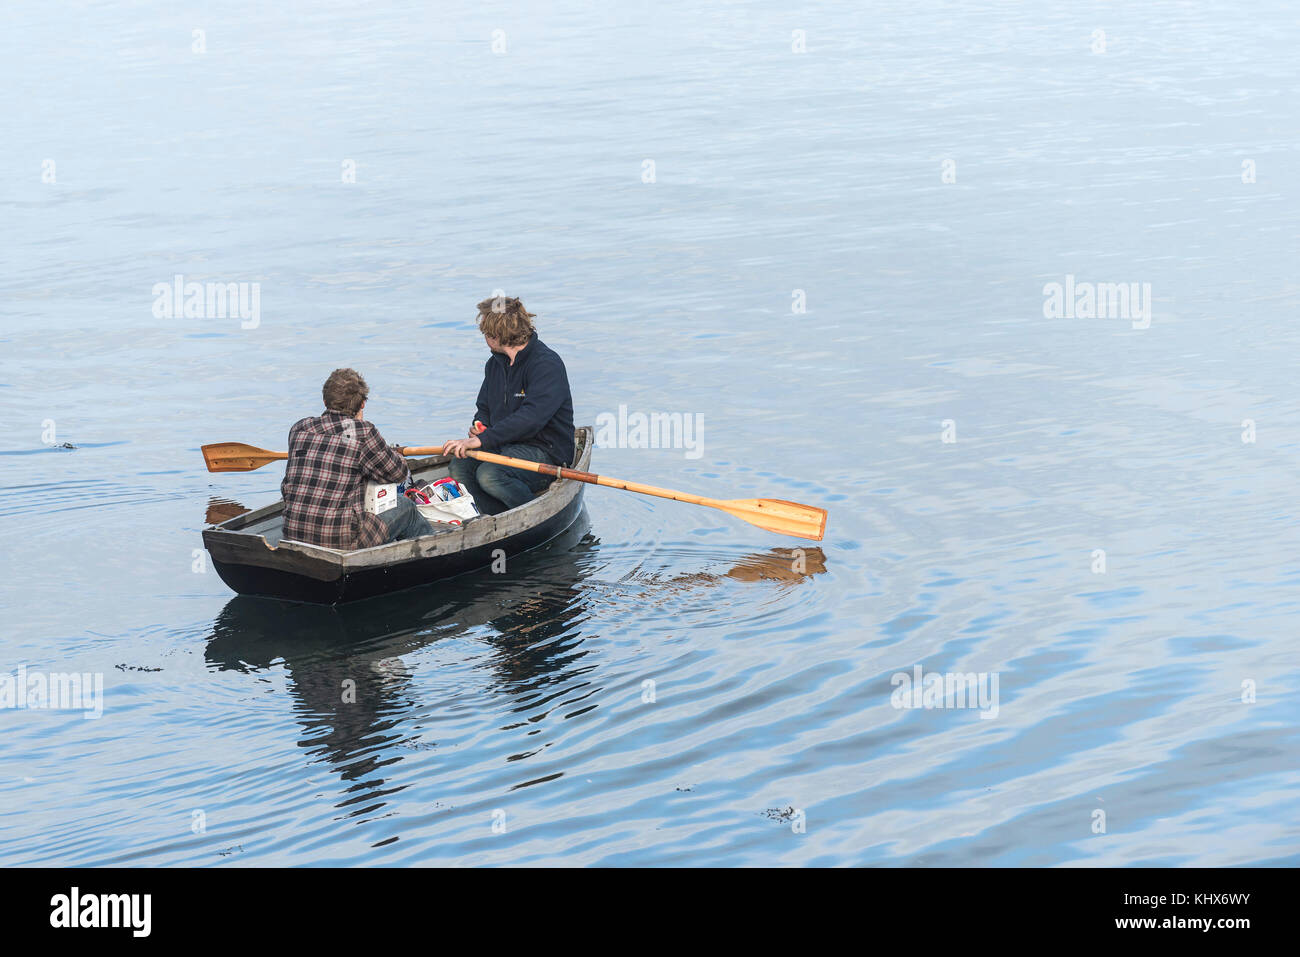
[{"xmin": 2, "ymin": 1, "xmax": 1298, "ymax": 866}]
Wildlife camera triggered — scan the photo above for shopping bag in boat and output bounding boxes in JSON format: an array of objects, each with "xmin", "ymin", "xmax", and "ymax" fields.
[{"xmin": 407, "ymin": 478, "xmax": 479, "ymax": 526}]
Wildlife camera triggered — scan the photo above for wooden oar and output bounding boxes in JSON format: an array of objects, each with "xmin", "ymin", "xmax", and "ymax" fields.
[
  {"xmin": 201, "ymin": 441, "xmax": 827, "ymax": 541},
  {"xmin": 405, "ymin": 447, "xmax": 826, "ymax": 541},
  {"xmin": 202, "ymin": 442, "xmax": 289, "ymax": 473}
]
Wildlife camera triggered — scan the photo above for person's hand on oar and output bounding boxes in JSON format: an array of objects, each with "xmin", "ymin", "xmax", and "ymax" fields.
[{"xmin": 441, "ymin": 436, "xmax": 481, "ymax": 458}]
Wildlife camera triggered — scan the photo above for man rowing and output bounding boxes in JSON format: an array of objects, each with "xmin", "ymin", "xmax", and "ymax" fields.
[
  {"xmin": 441, "ymin": 296, "xmax": 575, "ymax": 515},
  {"xmin": 281, "ymin": 368, "xmax": 432, "ymax": 548}
]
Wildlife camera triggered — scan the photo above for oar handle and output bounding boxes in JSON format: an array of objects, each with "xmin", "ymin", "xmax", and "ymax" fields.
[
  {"xmin": 401, "ymin": 446, "xmax": 608, "ymax": 488},
  {"xmin": 473, "ymin": 452, "xmax": 608, "ymax": 490}
]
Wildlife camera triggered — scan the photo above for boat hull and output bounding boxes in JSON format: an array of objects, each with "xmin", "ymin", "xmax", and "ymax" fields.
[{"xmin": 203, "ymin": 427, "xmax": 592, "ymax": 605}]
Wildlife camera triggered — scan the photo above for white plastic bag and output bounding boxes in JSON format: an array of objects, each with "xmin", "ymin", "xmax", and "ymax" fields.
[{"xmin": 411, "ymin": 481, "xmax": 479, "ymax": 526}]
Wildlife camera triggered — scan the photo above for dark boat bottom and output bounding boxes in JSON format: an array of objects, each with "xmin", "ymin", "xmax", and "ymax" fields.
[{"xmin": 212, "ymin": 493, "xmax": 587, "ymax": 605}]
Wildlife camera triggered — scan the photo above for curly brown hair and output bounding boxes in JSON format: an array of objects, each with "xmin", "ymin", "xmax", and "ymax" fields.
[
  {"xmin": 322, "ymin": 368, "xmax": 368, "ymax": 416},
  {"xmin": 476, "ymin": 295, "xmax": 535, "ymax": 347}
]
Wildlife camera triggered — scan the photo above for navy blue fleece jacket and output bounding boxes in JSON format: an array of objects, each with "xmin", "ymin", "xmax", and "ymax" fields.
[{"xmin": 473, "ymin": 333, "xmax": 576, "ymax": 466}]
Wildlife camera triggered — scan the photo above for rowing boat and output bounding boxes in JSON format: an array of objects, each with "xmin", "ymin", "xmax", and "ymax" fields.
[{"xmin": 202, "ymin": 426, "xmax": 593, "ymax": 604}]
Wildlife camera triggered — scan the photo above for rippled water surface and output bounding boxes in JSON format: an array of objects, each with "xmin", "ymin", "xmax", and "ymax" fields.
[{"xmin": 2, "ymin": 1, "xmax": 1298, "ymax": 866}]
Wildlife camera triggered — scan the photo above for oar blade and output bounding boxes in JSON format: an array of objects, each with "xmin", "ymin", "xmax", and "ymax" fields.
[
  {"xmin": 202, "ymin": 442, "xmax": 283, "ymax": 473},
  {"xmin": 720, "ymin": 498, "xmax": 828, "ymax": 541}
]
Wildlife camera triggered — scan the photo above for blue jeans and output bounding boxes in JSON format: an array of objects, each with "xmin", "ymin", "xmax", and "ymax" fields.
[
  {"xmin": 380, "ymin": 492, "xmax": 434, "ymax": 541},
  {"xmin": 448, "ymin": 443, "xmax": 556, "ymax": 515}
]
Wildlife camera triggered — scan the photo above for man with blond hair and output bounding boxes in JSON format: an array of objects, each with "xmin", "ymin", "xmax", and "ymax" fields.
[
  {"xmin": 281, "ymin": 368, "xmax": 431, "ymax": 549},
  {"xmin": 441, "ymin": 296, "xmax": 575, "ymax": 515}
]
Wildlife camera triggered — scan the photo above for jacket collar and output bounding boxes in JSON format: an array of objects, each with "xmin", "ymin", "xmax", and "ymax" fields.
[{"xmin": 492, "ymin": 332, "xmax": 539, "ymax": 369}]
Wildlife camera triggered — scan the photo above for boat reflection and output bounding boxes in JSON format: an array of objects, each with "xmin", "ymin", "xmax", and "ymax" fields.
[
  {"xmin": 204, "ymin": 517, "xmax": 829, "ymax": 821},
  {"xmin": 205, "ymin": 497, "xmax": 251, "ymax": 526},
  {"xmin": 667, "ymin": 545, "xmax": 826, "ymax": 585},
  {"xmin": 205, "ymin": 515, "xmax": 599, "ymax": 806}
]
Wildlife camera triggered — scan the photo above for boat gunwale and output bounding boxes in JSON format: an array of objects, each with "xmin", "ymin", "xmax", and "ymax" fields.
[{"xmin": 203, "ymin": 427, "xmax": 592, "ymax": 571}]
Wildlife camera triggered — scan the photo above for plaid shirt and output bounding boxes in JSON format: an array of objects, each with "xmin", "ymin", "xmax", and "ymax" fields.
[{"xmin": 280, "ymin": 411, "xmax": 409, "ymax": 550}]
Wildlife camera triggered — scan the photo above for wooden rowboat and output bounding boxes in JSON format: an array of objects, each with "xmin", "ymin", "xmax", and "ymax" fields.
[{"xmin": 202, "ymin": 426, "xmax": 593, "ymax": 604}]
